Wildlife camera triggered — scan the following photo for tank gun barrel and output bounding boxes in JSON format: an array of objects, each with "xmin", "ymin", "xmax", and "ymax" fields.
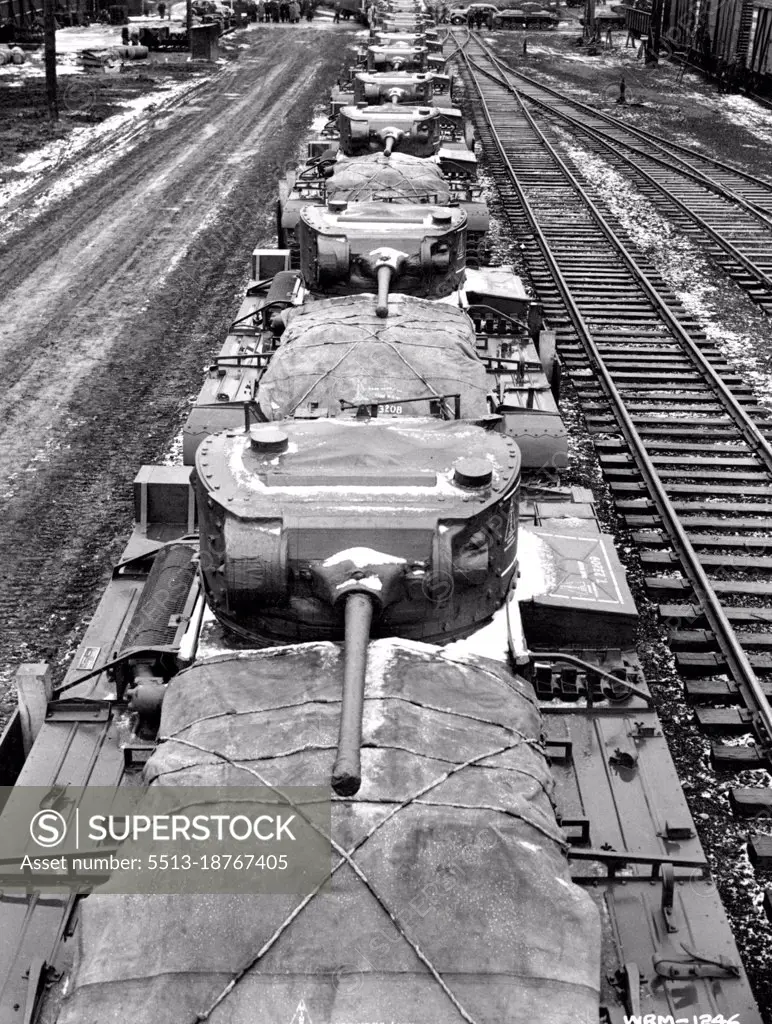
[
  {"xmin": 331, "ymin": 591, "xmax": 374, "ymax": 796},
  {"xmin": 376, "ymin": 262, "xmax": 393, "ymax": 316}
]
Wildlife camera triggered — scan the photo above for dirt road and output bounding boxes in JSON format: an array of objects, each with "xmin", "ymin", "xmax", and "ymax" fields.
[{"xmin": 0, "ymin": 26, "xmax": 355, "ymax": 723}]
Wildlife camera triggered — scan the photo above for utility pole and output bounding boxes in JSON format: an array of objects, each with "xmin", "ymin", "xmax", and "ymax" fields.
[
  {"xmin": 584, "ymin": 0, "xmax": 595, "ymax": 43},
  {"xmin": 646, "ymin": 0, "xmax": 663, "ymax": 63},
  {"xmin": 186, "ymin": 0, "xmax": 192, "ymax": 35},
  {"xmin": 43, "ymin": 0, "xmax": 58, "ymax": 120}
]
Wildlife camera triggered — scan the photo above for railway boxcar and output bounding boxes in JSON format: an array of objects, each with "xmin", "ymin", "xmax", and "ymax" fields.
[
  {"xmin": 746, "ymin": 0, "xmax": 772, "ymax": 80},
  {"xmin": 628, "ymin": 0, "xmax": 771, "ymax": 91}
]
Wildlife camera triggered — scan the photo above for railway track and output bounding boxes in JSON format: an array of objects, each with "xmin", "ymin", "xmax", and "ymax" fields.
[
  {"xmin": 454, "ymin": 31, "xmax": 772, "ymax": 878},
  {"xmin": 476, "ymin": 45, "xmax": 772, "ymax": 215},
  {"xmin": 458, "ymin": 36, "xmax": 772, "ymax": 313}
]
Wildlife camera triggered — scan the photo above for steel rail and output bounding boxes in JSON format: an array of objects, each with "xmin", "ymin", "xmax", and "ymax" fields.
[
  {"xmin": 482, "ymin": 49, "xmax": 772, "ymax": 236},
  {"xmin": 470, "ymin": 35, "xmax": 772, "ymax": 232},
  {"xmin": 466, "ymin": 46, "xmax": 772, "ymax": 304},
  {"xmin": 524, "ymin": 100, "xmax": 772, "ymax": 235},
  {"xmin": 455, "ymin": 45, "xmax": 772, "ymax": 754},
  {"xmin": 465, "ymin": 49, "xmax": 772, "ymax": 474},
  {"xmin": 464, "ymin": 34, "xmax": 772, "ymax": 216},
  {"xmin": 469, "ymin": 37, "xmax": 772, "ymax": 238}
]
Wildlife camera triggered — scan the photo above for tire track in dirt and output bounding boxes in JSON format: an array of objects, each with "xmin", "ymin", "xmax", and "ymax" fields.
[{"xmin": 0, "ymin": 26, "xmax": 356, "ymax": 723}]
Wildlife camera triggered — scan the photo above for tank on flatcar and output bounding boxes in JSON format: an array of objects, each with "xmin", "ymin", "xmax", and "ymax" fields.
[
  {"xmin": 377, "ymin": 0, "xmax": 430, "ymax": 11},
  {"xmin": 186, "ymin": 177, "xmax": 565, "ymax": 470},
  {"xmin": 372, "ymin": 12, "xmax": 433, "ymax": 32},
  {"xmin": 365, "ymin": 43, "xmax": 433, "ymax": 73},
  {"xmin": 332, "ymin": 102, "xmax": 470, "ymax": 171},
  {"xmin": 369, "ymin": 28, "xmax": 443, "ymax": 51},
  {"xmin": 195, "ymin": 409, "xmax": 520, "ymax": 644},
  {"xmin": 331, "ymin": 69, "xmax": 454, "ymax": 114},
  {"xmin": 371, "ymin": 0, "xmax": 434, "ymax": 16},
  {"xmin": 277, "ymin": 153, "xmax": 488, "ymax": 267},
  {"xmin": 368, "ymin": 29, "xmax": 423, "ymax": 45},
  {"xmin": 338, "ymin": 103, "xmax": 442, "ymax": 157},
  {"xmin": 52, "ymin": 641, "xmax": 601, "ymax": 1024},
  {"xmin": 353, "ymin": 69, "xmax": 438, "ymax": 104}
]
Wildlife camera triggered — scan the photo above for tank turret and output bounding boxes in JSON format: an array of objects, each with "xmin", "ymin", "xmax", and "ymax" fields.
[
  {"xmin": 298, "ymin": 201, "xmax": 466, "ymax": 309},
  {"xmin": 338, "ymin": 103, "xmax": 441, "ymax": 157},
  {"xmin": 366, "ymin": 44, "xmax": 428, "ymax": 73},
  {"xmin": 194, "ymin": 416, "xmax": 520, "ymax": 645},
  {"xmin": 330, "ymin": 69, "xmax": 453, "ymax": 118},
  {"xmin": 369, "ymin": 28, "xmax": 443, "ymax": 51},
  {"xmin": 353, "ymin": 70, "xmax": 435, "ymax": 106}
]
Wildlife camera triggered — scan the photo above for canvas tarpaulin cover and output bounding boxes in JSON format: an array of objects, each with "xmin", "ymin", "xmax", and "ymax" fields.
[
  {"xmin": 58, "ymin": 640, "xmax": 600, "ymax": 1024},
  {"xmin": 328, "ymin": 153, "xmax": 451, "ymax": 203},
  {"xmin": 257, "ymin": 294, "xmax": 489, "ymax": 420}
]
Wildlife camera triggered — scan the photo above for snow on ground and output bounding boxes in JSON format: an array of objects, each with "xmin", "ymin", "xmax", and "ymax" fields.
[
  {"xmin": 714, "ymin": 93, "xmax": 772, "ymax": 146},
  {"xmin": 0, "ymin": 24, "xmax": 147, "ymax": 83},
  {"xmin": 0, "ymin": 49, "xmax": 87, "ymax": 82},
  {"xmin": 521, "ymin": 40, "xmax": 646, "ymax": 68},
  {"xmin": 550, "ymin": 124, "xmax": 772, "ymax": 404},
  {"xmin": 0, "ymin": 72, "xmax": 210, "ymax": 227},
  {"xmin": 498, "ymin": 24, "xmax": 772, "ymax": 150}
]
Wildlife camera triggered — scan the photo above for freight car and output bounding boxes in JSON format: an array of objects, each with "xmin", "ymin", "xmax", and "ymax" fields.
[
  {"xmin": 0, "ymin": 7, "xmax": 765, "ymax": 1024},
  {"xmin": 625, "ymin": 0, "xmax": 771, "ymax": 92}
]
